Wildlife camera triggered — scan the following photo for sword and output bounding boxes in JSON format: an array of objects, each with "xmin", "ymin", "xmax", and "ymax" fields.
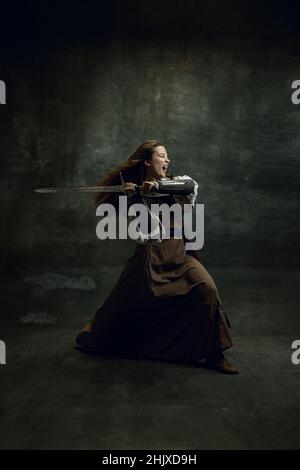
[
  {"xmin": 33, "ymin": 185, "xmax": 172, "ymax": 198},
  {"xmin": 34, "ymin": 170, "xmax": 144, "ymax": 194},
  {"xmin": 34, "ymin": 174, "xmax": 194, "ymax": 196},
  {"xmin": 34, "ymin": 185, "xmax": 129, "ymax": 194},
  {"xmin": 35, "ymin": 170, "xmax": 144, "ymax": 194}
]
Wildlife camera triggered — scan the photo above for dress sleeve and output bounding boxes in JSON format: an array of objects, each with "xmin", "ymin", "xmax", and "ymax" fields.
[
  {"xmin": 173, "ymin": 175, "xmax": 199, "ymax": 207},
  {"xmin": 127, "ymin": 195, "xmax": 163, "ymax": 245}
]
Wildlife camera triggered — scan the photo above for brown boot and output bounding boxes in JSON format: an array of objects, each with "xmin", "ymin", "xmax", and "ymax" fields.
[{"xmin": 205, "ymin": 352, "xmax": 239, "ymax": 375}]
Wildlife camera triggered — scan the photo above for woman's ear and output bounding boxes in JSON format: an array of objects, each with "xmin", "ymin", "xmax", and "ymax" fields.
[{"xmin": 144, "ymin": 160, "xmax": 151, "ymax": 167}]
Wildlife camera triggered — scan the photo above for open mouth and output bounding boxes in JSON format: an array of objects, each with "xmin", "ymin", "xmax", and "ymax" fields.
[{"xmin": 162, "ymin": 164, "xmax": 169, "ymax": 172}]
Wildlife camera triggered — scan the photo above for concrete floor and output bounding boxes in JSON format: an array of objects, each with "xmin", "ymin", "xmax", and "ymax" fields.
[
  {"xmin": 1, "ymin": 268, "xmax": 300, "ymax": 449},
  {"xmin": 1, "ymin": 329, "xmax": 300, "ymax": 449}
]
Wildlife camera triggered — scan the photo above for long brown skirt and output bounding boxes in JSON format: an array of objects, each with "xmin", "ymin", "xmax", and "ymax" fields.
[{"xmin": 75, "ymin": 239, "xmax": 233, "ymax": 364}]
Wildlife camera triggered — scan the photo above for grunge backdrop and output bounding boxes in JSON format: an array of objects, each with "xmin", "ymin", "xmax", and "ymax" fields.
[{"xmin": 0, "ymin": 0, "xmax": 299, "ymax": 450}]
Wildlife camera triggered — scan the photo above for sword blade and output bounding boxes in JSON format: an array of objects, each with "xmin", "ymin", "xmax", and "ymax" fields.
[{"xmin": 34, "ymin": 185, "xmax": 124, "ymax": 194}]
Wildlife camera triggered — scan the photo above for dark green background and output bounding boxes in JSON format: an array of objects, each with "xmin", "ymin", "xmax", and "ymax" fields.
[{"xmin": 0, "ymin": 0, "xmax": 299, "ymax": 450}]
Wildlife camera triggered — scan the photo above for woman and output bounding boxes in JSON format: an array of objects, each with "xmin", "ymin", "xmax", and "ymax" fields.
[{"xmin": 75, "ymin": 140, "xmax": 238, "ymax": 374}]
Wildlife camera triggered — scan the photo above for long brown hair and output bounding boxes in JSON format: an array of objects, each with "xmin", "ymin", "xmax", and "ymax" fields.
[{"xmin": 93, "ymin": 140, "xmax": 172, "ymax": 208}]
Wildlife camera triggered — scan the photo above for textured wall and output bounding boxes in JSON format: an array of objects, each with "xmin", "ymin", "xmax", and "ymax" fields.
[{"xmin": 1, "ymin": 1, "xmax": 300, "ymax": 324}]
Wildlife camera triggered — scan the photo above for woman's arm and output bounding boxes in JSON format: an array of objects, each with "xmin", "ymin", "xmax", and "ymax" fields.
[{"xmin": 163, "ymin": 175, "xmax": 199, "ymax": 206}]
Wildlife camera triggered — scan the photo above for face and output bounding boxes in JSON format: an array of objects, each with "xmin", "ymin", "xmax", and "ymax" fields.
[{"xmin": 145, "ymin": 145, "xmax": 171, "ymax": 180}]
